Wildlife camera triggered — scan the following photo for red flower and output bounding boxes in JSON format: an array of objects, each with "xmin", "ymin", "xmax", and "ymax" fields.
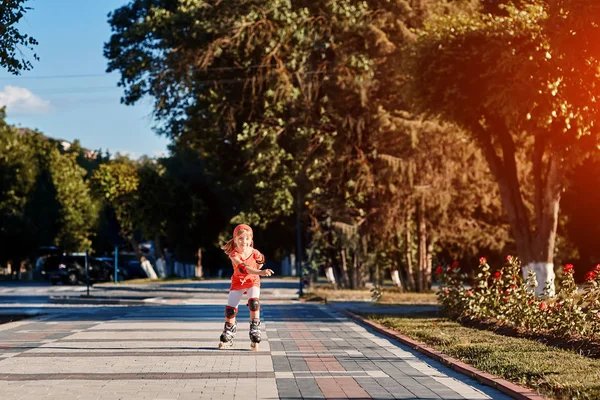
[
  {"xmin": 528, "ymin": 299, "xmax": 534, "ymax": 305},
  {"xmin": 451, "ymin": 260, "xmax": 459, "ymax": 269},
  {"xmin": 539, "ymin": 301, "xmax": 548, "ymax": 311},
  {"xmin": 503, "ymin": 296, "xmax": 509, "ymax": 302},
  {"xmin": 479, "ymin": 257, "xmax": 487, "ymax": 265},
  {"xmin": 506, "ymin": 255, "xmax": 513, "ymax": 262},
  {"xmin": 493, "ymin": 271, "xmax": 502, "ymax": 280},
  {"xmin": 466, "ymin": 290, "xmax": 473, "ymax": 296},
  {"xmin": 595, "ymin": 264, "xmax": 600, "ymax": 273},
  {"xmin": 510, "ymin": 285, "xmax": 516, "ymax": 290},
  {"xmin": 585, "ymin": 271, "xmax": 597, "ymax": 282},
  {"xmin": 563, "ymin": 264, "xmax": 574, "ymax": 274},
  {"xmin": 444, "ymin": 289, "xmax": 450, "ymax": 294},
  {"xmin": 435, "ymin": 266, "xmax": 443, "ymax": 275}
]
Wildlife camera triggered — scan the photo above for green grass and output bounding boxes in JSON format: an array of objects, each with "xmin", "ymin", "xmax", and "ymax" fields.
[
  {"xmin": 365, "ymin": 313, "xmax": 600, "ymax": 400},
  {"xmin": 302, "ymin": 285, "xmax": 438, "ymax": 304}
]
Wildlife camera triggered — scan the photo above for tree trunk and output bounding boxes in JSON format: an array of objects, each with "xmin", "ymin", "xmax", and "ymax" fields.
[
  {"xmin": 524, "ymin": 153, "xmax": 562, "ymax": 296},
  {"xmin": 474, "ymin": 119, "xmax": 561, "ymax": 295},
  {"xmin": 361, "ymin": 234, "xmax": 368, "ymax": 288},
  {"xmin": 417, "ymin": 193, "xmax": 427, "ymax": 292},
  {"xmin": 391, "ymin": 261, "xmax": 403, "ymax": 291},
  {"xmin": 326, "ymin": 228, "xmax": 340, "ymax": 288},
  {"xmin": 426, "ymin": 233, "xmax": 434, "ymax": 290},
  {"xmin": 404, "ymin": 209, "xmax": 415, "ymax": 291},
  {"xmin": 340, "ymin": 248, "xmax": 350, "ymax": 289},
  {"xmin": 352, "ymin": 251, "xmax": 359, "ymax": 289},
  {"xmin": 129, "ymin": 236, "xmax": 141, "ymax": 257},
  {"xmin": 196, "ymin": 248, "xmax": 203, "ymax": 279},
  {"xmin": 154, "ymin": 235, "xmax": 163, "ymax": 259}
]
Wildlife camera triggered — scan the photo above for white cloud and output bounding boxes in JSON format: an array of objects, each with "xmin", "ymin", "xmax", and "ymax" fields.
[{"xmin": 0, "ymin": 86, "xmax": 52, "ymax": 115}]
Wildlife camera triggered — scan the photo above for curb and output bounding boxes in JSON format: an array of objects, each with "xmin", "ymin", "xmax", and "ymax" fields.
[
  {"xmin": 49, "ymin": 296, "xmax": 155, "ymax": 306},
  {"xmin": 340, "ymin": 309, "xmax": 547, "ymax": 400}
]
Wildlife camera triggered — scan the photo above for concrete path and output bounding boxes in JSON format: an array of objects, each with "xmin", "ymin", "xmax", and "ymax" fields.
[{"xmin": 0, "ymin": 299, "xmax": 513, "ymax": 400}]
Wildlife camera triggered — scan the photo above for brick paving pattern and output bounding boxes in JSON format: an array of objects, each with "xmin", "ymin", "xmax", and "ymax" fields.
[{"xmin": 0, "ymin": 301, "xmax": 514, "ymax": 399}]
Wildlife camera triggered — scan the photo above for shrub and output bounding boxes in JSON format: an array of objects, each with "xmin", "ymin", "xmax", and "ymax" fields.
[{"xmin": 437, "ymin": 257, "xmax": 600, "ymax": 339}]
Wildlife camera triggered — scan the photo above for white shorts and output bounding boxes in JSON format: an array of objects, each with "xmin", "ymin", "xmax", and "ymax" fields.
[{"xmin": 227, "ymin": 286, "xmax": 260, "ymax": 308}]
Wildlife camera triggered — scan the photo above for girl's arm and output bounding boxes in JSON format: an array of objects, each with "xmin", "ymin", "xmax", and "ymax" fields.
[
  {"xmin": 246, "ymin": 265, "xmax": 273, "ymax": 276},
  {"xmin": 252, "ymin": 249, "xmax": 265, "ymax": 269},
  {"xmin": 231, "ymin": 255, "xmax": 273, "ymax": 276}
]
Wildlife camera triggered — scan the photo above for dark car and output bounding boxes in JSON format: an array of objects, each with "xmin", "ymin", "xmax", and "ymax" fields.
[
  {"xmin": 96, "ymin": 256, "xmax": 143, "ymax": 281},
  {"xmin": 44, "ymin": 255, "xmax": 117, "ymax": 285}
]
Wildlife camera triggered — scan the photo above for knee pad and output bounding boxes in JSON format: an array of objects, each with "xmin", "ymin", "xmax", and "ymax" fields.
[
  {"xmin": 248, "ymin": 298, "xmax": 260, "ymax": 312},
  {"xmin": 224, "ymin": 306, "xmax": 238, "ymax": 319}
]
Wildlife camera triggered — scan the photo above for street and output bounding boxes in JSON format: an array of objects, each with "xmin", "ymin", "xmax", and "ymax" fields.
[{"xmin": 0, "ymin": 279, "xmax": 512, "ymax": 399}]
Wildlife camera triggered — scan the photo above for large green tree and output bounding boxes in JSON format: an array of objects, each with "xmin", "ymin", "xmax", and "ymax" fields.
[
  {"xmin": 0, "ymin": 0, "xmax": 38, "ymax": 74},
  {"xmin": 90, "ymin": 158, "xmax": 141, "ymax": 252},
  {"xmin": 104, "ymin": 0, "xmax": 501, "ymax": 287},
  {"xmin": 0, "ymin": 111, "xmax": 98, "ymax": 267},
  {"xmin": 406, "ymin": 0, "xmax": 600, "ymax": 294},
  {"xmin": 0, "ymin": 110, "xmax": 38, "ymax": 266}
]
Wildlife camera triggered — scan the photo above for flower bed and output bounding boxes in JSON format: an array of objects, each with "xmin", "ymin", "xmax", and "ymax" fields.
[{"xmin": 436, "ymin": 256, "xmax": 600, "ymax": 349}]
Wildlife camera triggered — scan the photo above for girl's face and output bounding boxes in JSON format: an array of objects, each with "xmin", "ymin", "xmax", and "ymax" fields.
[{"xmin": 235, "ymin": 230, "xmax": 252, "ymax": 252}]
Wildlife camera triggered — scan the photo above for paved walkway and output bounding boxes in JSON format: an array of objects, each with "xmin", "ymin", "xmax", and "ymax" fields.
[{"xmin": 0, "ymin": 301, "xmax": 513, "ymax": 399}]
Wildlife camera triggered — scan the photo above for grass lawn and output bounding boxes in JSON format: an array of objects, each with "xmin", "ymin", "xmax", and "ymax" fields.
[
  {"xmin": 303, "ymin": 285, "xmax": 438, "ymax": 304},
  {"xmin": 364, "ymin": 313, "xmax": 600, "ymax": 400}
]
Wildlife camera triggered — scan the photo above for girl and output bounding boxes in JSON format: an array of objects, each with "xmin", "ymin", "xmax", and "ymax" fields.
[{"xmin": 219, "ymin": 224, "xmax": 274, "ymax": 349}]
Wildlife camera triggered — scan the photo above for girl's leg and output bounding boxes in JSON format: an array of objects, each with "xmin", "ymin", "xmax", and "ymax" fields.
[
  {"xmin": 225, "ymin": 289, "xmax": 244, "ymax": 323},
  {"xmin": 247, "ymin": 286, "xmax": 261, "ymax": 320},
  {"xmin": 220, "ymin": 289, "xmax": 245, "ymax": 348},
  {"xmin": 246, "ymin": 286, "xmax": 262, "ymax": 348}
]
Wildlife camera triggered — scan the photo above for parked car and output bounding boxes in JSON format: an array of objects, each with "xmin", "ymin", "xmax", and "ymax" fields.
[
  {"xmin": 43, "ymin": 255, "xmax": 119, "ymax": 285},
  {"xmin": 97, "ymin": 255, "xmax": 148, "ymax": 280}
]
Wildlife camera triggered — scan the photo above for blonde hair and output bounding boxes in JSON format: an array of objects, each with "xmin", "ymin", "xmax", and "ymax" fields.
[{"xmin": 221, "ymin": 226, "xmax": 253, "ymax": 256}]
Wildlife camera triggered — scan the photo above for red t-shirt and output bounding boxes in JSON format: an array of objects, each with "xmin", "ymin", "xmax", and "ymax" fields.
[{"xmin": 229, "ymin": 248, "xmax": 263, "ymax": 291}]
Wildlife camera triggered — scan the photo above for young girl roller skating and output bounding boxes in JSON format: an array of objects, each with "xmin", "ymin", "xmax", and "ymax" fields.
[{"xmin": 219, "ymin": 224, "xmax": 274, "ymax": 350}]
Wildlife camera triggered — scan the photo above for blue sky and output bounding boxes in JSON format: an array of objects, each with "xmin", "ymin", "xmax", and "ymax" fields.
[{"xmin": 0, "ymin": 0, "xmax": 170, "ymax": 158}]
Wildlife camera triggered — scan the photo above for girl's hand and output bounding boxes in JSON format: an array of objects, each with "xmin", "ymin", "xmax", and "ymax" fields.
[{"xmin": 261, "ymin": 269, "xmax": 274, "ymax": 277}]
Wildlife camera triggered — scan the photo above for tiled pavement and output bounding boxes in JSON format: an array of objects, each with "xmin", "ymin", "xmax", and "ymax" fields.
[{"xmin": 0, "ymin": 302, "xmax": 514, "ymax": 399}]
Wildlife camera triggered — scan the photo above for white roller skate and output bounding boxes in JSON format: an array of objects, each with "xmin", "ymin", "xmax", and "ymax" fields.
[
  {"xmin": 249, "ymin": 319, "xmax": 261, "ymax": 350},
  {"xmin": 218, "ymin": 321, "xmax": 237, "ymax": 349}
]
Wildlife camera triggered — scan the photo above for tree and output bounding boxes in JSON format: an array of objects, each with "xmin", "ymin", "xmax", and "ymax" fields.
[
  {"xmin": 104, "ymin": 0, "xmax": 508, "ymax": 289},
  {"xmin": 0, "ymin": 0, "xmax": 38, "ymax": 74},
  {"xmin": 48, "ymin": 149, "xmax": 98, "ymax": 252},
  {"xmin": 1, "ymin": 110, "xmax": 97, "ymax": 268},
  {"xmin": 405, "ymin": 1, "xmax": 600, "ymax": 294},
  {"xmin": 0, "ymin": 108, "xmax": 38, "ymax": 267},
  {"xmin": 90, "ymin": 159, "xmax": 141, "ymax": 252}
]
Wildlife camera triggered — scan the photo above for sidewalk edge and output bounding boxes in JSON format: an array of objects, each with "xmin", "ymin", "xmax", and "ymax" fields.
[{"xmin": 340, "ymin": 309, "xmax": 547, "ymax": 400}]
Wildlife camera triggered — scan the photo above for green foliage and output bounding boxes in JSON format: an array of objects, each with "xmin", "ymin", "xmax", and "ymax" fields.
[
  {"xmin": 0, "ymin": 0, "xmax": 39, "ymax": 74},
  {"xmin": 438, "ymin": 257, "xmax": 600, "ymax": 340},
  {"xmin": 405, "ymin": 0, "xmax": 600, "ymax": 277},
  {"xmin": 90, "ymin": 160, "xmax": 140, "ymax": 241},
  {"xmin": 104, "ymin": 0, "xmax": 514, "ymax": 283},
  {"xmin": 0, "ymin": 110, "xmax": 38, "ymax": 264},
  {"xmin": 0, "ymin": 109, "xmax": 97, "ymax": 264},
  {"xmin": 48, "ymin": 150, "xmax": 98, "ymax": 252}
]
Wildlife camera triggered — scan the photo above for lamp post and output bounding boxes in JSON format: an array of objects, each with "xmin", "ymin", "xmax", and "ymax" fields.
[
  {"xmin": 85, "ymin": 248, "xmax": 90, "ymax": 296},
  {"xmin": 296, "ymin": 189, "xmax": 303, "ymax": 298}
]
